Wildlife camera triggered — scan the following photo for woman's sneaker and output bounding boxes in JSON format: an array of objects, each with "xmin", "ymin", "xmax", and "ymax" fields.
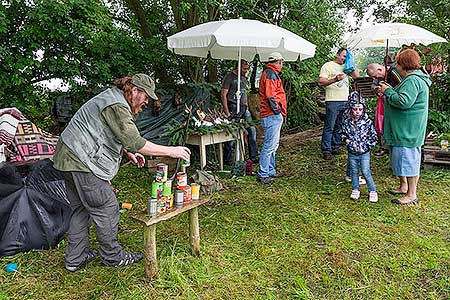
[
  {"xmin": 102, "ymin": 252, "xmax": 143, "ymax": 267},
  {"xmin": 350, "ymin": 190, "xmax": 360, "ymax": 200},
  {"xmin": 369, "ymin": 191, "xmax": 378, "ymax": 203}
]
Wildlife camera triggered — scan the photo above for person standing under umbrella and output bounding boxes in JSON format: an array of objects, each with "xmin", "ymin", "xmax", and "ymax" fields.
[
  {"xmin": 318, "ymin": 48, "xmax": 360, "ymax": 160},
  {"xmin": 221, "ymin": 60, "xmax": 259, "ymax": 164},
  {"xmin": 257, "ymin": 52, "xmax": 286, "ymax": 184}
]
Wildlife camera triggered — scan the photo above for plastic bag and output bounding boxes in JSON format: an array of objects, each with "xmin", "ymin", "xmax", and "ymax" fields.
[
  {"xmin": 191, "ymin": 170, "xmax": 223, "ymax": 194},
  {"xmin": 344, "ymin": 50, "xmax": 355, "ymax": 74},
  {"xmin": 374, "ymin": 94, "xmax": 385, "ymax": 135}
]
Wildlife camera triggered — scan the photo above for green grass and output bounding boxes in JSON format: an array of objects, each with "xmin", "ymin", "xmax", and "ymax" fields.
[{"xmin": 1, "ymin": 136, "xmax": 449, "ymax": 300}]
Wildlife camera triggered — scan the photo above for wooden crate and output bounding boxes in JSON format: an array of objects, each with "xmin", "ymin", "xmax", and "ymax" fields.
[{"xmin": 423, "ymin": 145, "xmax": 450, "ymax": 169}]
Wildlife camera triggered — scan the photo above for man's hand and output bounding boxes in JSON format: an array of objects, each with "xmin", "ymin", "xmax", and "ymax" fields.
[
  {"xmin": 268, "ymin": 98, "xmax": 281, "ymax": 114},
  {"xmin": 169, "ymin": 146, "xmax": 191, "ymax": 161},
  {"xmin": 335, "ymin": 73, "xmax": 346, "ymax": 81},
  {"xmin": 380, "ymin": 82, "xmax": 392, "ymax": 93},
  {"xmin": 127, "ymin": 152, "xmax": 146, "ymax": 168}
]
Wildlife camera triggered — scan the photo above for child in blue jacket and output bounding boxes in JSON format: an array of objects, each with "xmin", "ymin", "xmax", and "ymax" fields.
[{"xmin": 341, "ymin": 92, "xmax": 378, "ymax": 202}]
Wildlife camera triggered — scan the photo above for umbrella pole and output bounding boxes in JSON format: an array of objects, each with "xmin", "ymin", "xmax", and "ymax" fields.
[
  {"xmin": 235, "ymin": 46, "xmax": 242, "ymax": 161},
  {"xmin": 384, "ymin": 39, "xmax": 389, "ymax": 81}
]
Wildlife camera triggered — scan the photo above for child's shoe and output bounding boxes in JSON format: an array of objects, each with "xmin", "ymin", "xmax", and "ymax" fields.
[
  {"xmin": 350, "ymin": 190, "xmax": 360, "ymax": 200},
  {"xmin": 369, "ymin": 191, "xmax": 378, "ymax": 203}
]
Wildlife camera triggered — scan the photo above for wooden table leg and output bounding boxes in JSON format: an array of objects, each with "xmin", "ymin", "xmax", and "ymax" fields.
[
  {"xmin": 189, "ymin": 207, "xmax": 200, "ymax": 256},
  {"xmin": 218, "ymin": 143, "xmax": 224, "ymax": 171},
  {"xmin": 143, "ymin": 224, "xmax": 158, "ymax": 280},
  {"xmin": 199, "ymin": 139, "xmax": 207, "ymax": 170}
]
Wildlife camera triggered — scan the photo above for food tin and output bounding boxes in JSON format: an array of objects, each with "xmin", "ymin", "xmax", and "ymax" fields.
[
  {"xmin": 191, "ymin": 183, "xmax": 200, "ymax": 200},
  {"xmin": 151, "ymin": 181, "xmax": 163, "ymax": 199},
  {"xmin": 162, "ymin": 179, "xmax": 172, "ymax": 196},
  {"xmin": 175, "ymin": 189, "xmax": 184, "ymax": 207},
  {"xmin": 183, "ymin": 185, "xmax": 191, "ymax": 203},
  {"xmin": 176, "ymin": 172, "xmax": 187, "ymax": 188},
  {"xmin": 155, "ymin": 163, "xmax": 168, "ymax": 182},
  {"xmin": 148, "ymin": 198, "xmax": 157, "ymax": 217},
  {"xmin": 157, "ymin": 196, "xmax": 167, "ymax": 213}
]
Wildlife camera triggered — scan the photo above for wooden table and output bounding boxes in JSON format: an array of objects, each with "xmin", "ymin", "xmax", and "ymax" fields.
[
  {"xmin": 186, "ymin": 129, "xmax": 245, "ymax": 170},
  {"xmin": 130, "ymin": 198, "xmax": 209, "ymax": 281}
]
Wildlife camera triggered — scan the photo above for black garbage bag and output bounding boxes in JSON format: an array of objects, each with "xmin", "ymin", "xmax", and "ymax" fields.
[{"xmin": 0, "ymin": 159, "xmax": 71, "ymax": 257}]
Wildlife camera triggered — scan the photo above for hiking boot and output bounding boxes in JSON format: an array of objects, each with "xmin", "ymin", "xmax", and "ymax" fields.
[
  {"xmin": 345, "ymin": 176, "xmax": 367, "ymax": 185},
  {"xmin": 350, "ymin": 190, "xmax": 360, "ymax": 200},
  {"xmin": 270, "ymin": 173, "xmax": 286, "ymax": 178},
  {"xmin": 369, "ymin": 191, "xmax": 378, "ymax": 203},
  {"xmin": 251, "ymin": 156, "xmax": 259, "ymax": 163},
  {"xmin": 331, "ymin": 149, "xmax": 343, "ymax": 155},
  {"xmin": 322, "ymin": 151, "xmax": 332, "ymax": 160},
  {"xmin": 65, "ymin": 249, "xmax": 99, "ymax": 272},
  {"xmin": 256, "ymin": 176, "xmax": 273, "ymax": 185},
  {"xmin": 102, "ymin": 252, "xmax": 143, "ymax": 267}
]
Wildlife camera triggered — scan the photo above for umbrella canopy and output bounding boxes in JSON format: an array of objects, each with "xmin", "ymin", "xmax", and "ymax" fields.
[
  {"xmin": 167, "ymin": 18, "xmax": 316, "ymax": 62},
  {"xmin": 346, "ymin": 22, "xmax": 448, "ymax": 49}
]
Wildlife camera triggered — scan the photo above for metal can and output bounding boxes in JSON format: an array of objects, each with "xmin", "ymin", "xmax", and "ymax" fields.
[
  {"xmin": 191, "ymin": 183, "xmax": 200, "ymax": 200},
  {"xmin": 175, "ymin": 189, "xmax": 184, "ymax": 207},
  {"xmin": 157, "ymin": 196, "xmax": 167, "ymax": 213},
  {"xmin": 148, "ymin": 198, "xmax": 157, "ymax": 217},
  {"xmin": 162, "ymin": 179, "xmax": 172, "ymax": 196},
  {"xmin": 155, "ymin": 163, "xmax": 168, "ymax": 182},
  {"xmin": 183, "ymin": 185, "xmax": 191, "ymax": 203},
  {"xmin": 181, "ymin": 159, "xmax": 190, "ymax": 167},
  {"xmin": 151, "ymin": 181, "xmax": 163, "ymax": 199},
  {"xmin": 177, "ymin": 172, "xmax": 187, "ymax": 188}
]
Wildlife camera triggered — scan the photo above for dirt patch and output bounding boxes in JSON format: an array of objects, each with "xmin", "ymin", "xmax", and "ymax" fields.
[{"xmin": 279, "ymin": 126, "xmax": 323, "ymax": 149}]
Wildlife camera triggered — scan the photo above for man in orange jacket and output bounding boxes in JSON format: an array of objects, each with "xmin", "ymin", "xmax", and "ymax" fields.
[{"xmin": 257, "ymin": 52, "xmax": 286, "ymax": 184}]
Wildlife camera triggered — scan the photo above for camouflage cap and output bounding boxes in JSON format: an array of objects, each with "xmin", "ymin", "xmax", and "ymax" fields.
[{"xmin": 131, "ymin": 74, "xmax": 157, "ymax": 100}]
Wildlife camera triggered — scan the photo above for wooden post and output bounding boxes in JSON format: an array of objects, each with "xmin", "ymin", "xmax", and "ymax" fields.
[
  {"xmin": 199, "ymin": 136, "xmax": 207, "ymax": 170},
  {"xmin": 218, "ymin": 143, "xmax": 224, "ymax": 170},
  {"xmin": 189, "ymin": 207, "xmax": 201, "ymax": 256},
  {"xmin": 143, "ymin": 224, "xmax": 158, "ymax": 280}
]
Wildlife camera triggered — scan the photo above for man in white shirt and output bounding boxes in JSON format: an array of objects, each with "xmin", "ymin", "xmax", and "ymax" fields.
[{"xmin": 318, "ymin": 48, "xmax": 359, "ymax": 160}]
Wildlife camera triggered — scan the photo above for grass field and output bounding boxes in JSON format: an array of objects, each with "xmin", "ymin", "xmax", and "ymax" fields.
[{"xmin": 1, "ymin": 132, "xmax": 449, "ymax": 300}]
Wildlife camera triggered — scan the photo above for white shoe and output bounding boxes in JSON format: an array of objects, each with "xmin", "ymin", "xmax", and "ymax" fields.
[
  {"xmin": 369, "ymin": 191, "xmax": 378, "ymax": 203},
  {"xmin": 345, "ymin": 176, "xmax": 367, "ymax": 185},
  {"xmin": 350, "ymin": 190, "xmax": 360, "ymax": 200}
]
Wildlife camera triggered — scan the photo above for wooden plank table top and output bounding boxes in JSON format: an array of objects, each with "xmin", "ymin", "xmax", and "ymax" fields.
[{"xmin": 130, "ymin": 198, "xmax": 210, "ymax": 226}]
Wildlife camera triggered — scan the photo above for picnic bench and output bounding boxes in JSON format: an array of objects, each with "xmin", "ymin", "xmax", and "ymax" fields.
[{"xmin": 130, "ymin": 197, "xmax": 209, "ymax": 281}]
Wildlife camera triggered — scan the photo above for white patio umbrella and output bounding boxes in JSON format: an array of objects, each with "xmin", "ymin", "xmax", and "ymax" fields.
[
  {"xmin": 346, "ymin": 22, "xmax": 447, "ymax": 79},
  {"xmin": 346, "ymin": 22, "xmax": 448, "ymax": 50},
  {"xmin": 168, "ymin": 18, "xmax": 316, "ymax": 114}
]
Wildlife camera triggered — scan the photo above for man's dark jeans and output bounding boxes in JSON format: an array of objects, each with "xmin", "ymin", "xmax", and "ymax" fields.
[
  {"xmin": 321, "ymin": 101, "xmax": 347, "ymax": 153},
  {"xmin": 224, "ymin": 109, "xmax": 258, "ymax": 162}
]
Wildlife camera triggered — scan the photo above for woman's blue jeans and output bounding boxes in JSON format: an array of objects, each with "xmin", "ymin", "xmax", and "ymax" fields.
[
  {"xmin": 348, "ymin": 152, "xmax": 376, "ymax": 192},
  {"xmin": 258, "ymin": 114, "xmax": 283, "ymax": 178}
]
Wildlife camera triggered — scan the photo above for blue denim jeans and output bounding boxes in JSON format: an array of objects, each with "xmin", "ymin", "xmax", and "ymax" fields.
[
  {"xmin": 348, "ymin": 152, "xmax": 376, "ymax": 192},
  {"xmin": 321, "ymin": 101, "xmax": 347, "ymax": 152},
  {"xmin": 224, "ymin": 110, "xmax": 258, "ymax": 162},
  {"xmin": 258, "ymin": 113, "xmax": 283, "ymax": 178}
]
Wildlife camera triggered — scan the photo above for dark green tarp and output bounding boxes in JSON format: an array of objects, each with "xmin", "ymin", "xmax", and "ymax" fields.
[{"xmin": 135, "ymin": 85, "xmax": 212, "ymax": 145}]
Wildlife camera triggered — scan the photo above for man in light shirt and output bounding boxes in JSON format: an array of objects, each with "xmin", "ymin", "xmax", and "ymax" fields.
[{"xmin": 318, "ymin": 48, "xmax": 359, "ymax": 160}]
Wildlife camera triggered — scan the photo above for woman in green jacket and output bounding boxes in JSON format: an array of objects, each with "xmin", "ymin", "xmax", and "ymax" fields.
[{"xmin": 380, "ymin": 49, "xmax": 431, "ymax": 205}]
